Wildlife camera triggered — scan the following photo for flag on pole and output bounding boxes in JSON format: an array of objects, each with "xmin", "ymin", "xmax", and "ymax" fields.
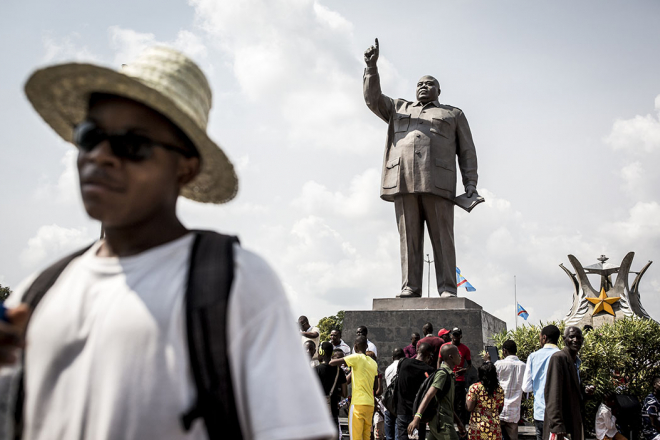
[
  {"xmin": 517, "ymin": 303, "xmax": 529, "ymax": 320},
  {"xmin": 456, "ymin": 267, "xmax": 476, "ymax": 292}
]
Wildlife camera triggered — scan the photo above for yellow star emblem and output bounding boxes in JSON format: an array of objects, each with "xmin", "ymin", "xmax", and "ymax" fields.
[{"xmin": 586, "ymin": 287, "xmax": 620, "ymax": 316}]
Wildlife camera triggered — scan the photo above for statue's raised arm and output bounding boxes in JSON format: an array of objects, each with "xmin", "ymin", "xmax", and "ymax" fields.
[{"xmin": 363, "ymin": 38, "xmax": 393, "ymax": 123}]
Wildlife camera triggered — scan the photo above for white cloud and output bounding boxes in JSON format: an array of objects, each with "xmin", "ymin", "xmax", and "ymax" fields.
[
  {"xmin": 20, "ymin": 225, "xmax": 94, "ymax": 269},
  {"xmin": 109, "ymin": 26, "xmax": 208, "ymax": 67},
  {"xmin": 34, "ymin": 149, "xmax": 80, "ymax": 205},
  {"xmin": 604, "ymin": 94, "xmax": 660, "ymax": 153},
  {"xmin": 291, "ymin": 168, "xmax": 385, "ymax": 219},
  {"xmin": 188, "ymin": 0, "xmax": 400, "ymax": 154},
  {"xmin": 41, "ymin": 32, "xmax": 100, "ymax": 63}
]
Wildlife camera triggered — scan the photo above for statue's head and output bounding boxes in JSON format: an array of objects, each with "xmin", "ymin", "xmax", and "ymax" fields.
[{"xmin": 416, "ymin": 75, "xmax": 440, "ymax": 103}]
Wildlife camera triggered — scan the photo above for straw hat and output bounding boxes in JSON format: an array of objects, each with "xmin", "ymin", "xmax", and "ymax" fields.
[{"xmin": 24, "ymin": 46, "xmax": 238, "ymax": 204}]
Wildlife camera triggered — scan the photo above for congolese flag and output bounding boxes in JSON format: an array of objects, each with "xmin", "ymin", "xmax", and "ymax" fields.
[
  {"xmin": 517, "ymin": 303, "xmax": 529, "ymax": 320},
  {"xmin": 456, "ymin": 267, "xmax": 476, "ymax": 292}
]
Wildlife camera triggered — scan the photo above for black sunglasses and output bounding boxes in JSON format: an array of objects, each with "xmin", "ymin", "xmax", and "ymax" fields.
[{"xmin": 73, "ymin": 121, "xmax": 196, "ymax": 161}]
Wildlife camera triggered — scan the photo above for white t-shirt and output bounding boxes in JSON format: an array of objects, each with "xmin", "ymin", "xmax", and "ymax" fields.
[
  {"xmin": 4, "ymin": 234, "xmax": 334, "ymax": 440},
  {"xmin": 595, "ymin": 403, "xmax": 618, "ymax": 440},
  {"xmin": 384, "ymin": 359, "xmax": 400, "ymax": 387},
  {"xmin": 352, "ymin": 339, "xmax": 378, "ymax": 357}
]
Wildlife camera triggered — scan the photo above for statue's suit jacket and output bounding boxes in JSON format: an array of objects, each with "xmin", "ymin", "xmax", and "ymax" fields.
[
  {"xmin": 543, "ymin": 347, "xmax": 585, "ymax": 440},
  {"xmin": 363, "ymin": 66, "xmax": 478, "ymax": 202}
]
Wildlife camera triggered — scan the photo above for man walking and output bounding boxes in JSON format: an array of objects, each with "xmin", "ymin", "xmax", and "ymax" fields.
[
  {"xmin": 330, "ymin": 328, "xmax": 352, "ymax": 357},
  {"xmin": 543, "ymin": 326, "xmax": 593, "ymax": 440},
  {"xmin": 331, "ymin": 336, "xmax": 378, "ymax": 440},
  {"xmin": 487, "ymin": 340, "xmax": 526, "ymax": 440},
  {"xmin": 384, "ymin": 348, "xmax": 406, "ymax": 440},
  {"xmin": 408, "ymin": 344, "xmax": 466, "ymax": 440},
  {"xmin": 441, "ymin": 327, "xmax": 472, "ymax": 425},
  {"xmin": 0, "ymin": 46, "xmax": 335, "ymax": 440},
  {"xmin": 363, "ymin": 38, "xmax": 479, "ymax": 299},
  {"xmin": 395, "ymin": 342, "xmax": 436, "ymax": 440},
  {"xmin": 522, "ymin": 325, "xmax": 561, "ymax": 440}
]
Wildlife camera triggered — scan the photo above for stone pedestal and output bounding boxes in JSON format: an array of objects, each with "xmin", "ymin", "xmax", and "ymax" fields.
[{"xmin": 343, "ymin": 297, "xmax": 506, "ymax": 371}]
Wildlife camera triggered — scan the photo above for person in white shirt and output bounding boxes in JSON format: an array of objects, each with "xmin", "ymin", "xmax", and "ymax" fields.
[
  {"xmin": 0, "ymin": 46, "xmax": 335, "ymax": 440},
  {"xmin": 299, "ymin": 315, "xmax": 321, "ymax": 359},
  {"xmin": 485, "ymin": 340, "xmax": 526, "ymax": 440},
  {"xmin": 596, "ymin": 394, "xmax": 627, "ymax": 440},
  {"xmin": 330, "ymin": 329, "xmax": 352, "ymax": 356},
  {"xmin": 384, "ymin": 348, "xmax": 405, "ymax": 440},
  {"xmin": 354, "ymin": 325, "xmax": 378, "ymax": 356}
]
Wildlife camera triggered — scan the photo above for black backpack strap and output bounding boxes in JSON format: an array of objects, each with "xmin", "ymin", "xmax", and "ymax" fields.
[
  {"xmin": 11, "ymin": 244, "xmax": 93, "ymax": 440},
  {"xmin": 182, "ymin": 231, "xmax": 243, "ymax": 439}
]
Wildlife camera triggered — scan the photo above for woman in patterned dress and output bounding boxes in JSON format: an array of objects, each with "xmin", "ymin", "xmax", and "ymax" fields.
[{"xmin": 466, "ymin": 362, "xmax": 504, "ymax": 440}]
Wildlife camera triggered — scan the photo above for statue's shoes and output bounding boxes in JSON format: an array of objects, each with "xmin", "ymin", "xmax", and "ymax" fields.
[
  {"xmin": 439, "ymin": 291, "xmax": 457, "ymax": 298},
  {"xmin": 397, "ymin": 290, "xmax": 421, "ymax": 298}
]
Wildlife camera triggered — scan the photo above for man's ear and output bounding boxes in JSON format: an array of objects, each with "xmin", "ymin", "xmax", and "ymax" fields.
[{"xmin": 177, "ymin": 156, "xmax": 201, "ymax": 187}]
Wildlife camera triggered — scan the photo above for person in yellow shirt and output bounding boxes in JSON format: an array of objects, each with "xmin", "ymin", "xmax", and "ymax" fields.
[{"xmin": 330, "ymin": 335, "xmax": 378, "ymax": 440}]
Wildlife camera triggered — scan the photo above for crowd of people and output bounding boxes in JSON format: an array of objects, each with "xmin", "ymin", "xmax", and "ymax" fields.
[{"xmin": 303, "ymin": 320, "xmax": 660, "ymax": 440}]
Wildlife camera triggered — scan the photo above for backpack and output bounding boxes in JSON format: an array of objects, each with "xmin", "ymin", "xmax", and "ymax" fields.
[
  {"xmin": 9, "ymin": 230, "xmax": 242, "ymax": 440},
  {"xmin": 382, "ymin": 358, "xmax": 405, "ymax": 416},
  {"xmin": 412, "ymin": 368, "xmax": 451, "ymax": 424}
]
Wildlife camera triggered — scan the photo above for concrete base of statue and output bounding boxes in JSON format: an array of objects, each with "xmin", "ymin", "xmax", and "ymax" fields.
[{"xmin": 343, "ymin": 297, "xmax": 506, "ymax": 371}]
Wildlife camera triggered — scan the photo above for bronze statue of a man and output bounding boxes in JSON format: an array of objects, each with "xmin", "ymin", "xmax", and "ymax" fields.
[{"xmin": 363, "ymin": 39, "xmax": 479, "ymax": 298}]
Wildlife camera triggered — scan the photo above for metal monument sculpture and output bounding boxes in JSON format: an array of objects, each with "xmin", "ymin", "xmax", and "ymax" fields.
[
  {"xmin": 363, "ymin": 38, "xmax": 483, "ymax": 298},
  {"xmin": 561, "ymin": 252, "xmax": 654, "ymax": 326}
]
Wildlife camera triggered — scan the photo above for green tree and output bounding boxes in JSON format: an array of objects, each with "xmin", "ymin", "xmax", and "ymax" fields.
[
  {"xmin": 317, "ymin": 310, "xmax": 344, "ymax": 343},
  {"xmin": 491, "ymin": 317, "xmax": 660, "ymax": 432},
  {"xmin": 0, "ymin": 284, "xmax": 11, "ymax": 301}
]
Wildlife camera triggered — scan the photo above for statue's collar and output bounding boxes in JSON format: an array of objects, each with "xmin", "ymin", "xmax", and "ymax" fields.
[{"xmin": 413, "ymin": 99, "xmax": 441, "ymax": 108}]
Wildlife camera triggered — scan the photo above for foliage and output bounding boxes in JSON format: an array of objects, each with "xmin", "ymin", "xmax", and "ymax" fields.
[
  {"xmin": 491, "ymin": 317, "xmax": 660, "ymax": 431},
  {"xmin": 318, "ymin": 310, "xmax": 344, "ymax": 343},
  {"xmin": 0, "ymin": 284, "xmax": 11, "ymax": 301}
]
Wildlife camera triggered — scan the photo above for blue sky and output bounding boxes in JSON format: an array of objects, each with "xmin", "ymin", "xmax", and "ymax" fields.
[{"xmin": 1, "ymin": 0, "xmax": 660, "ymax": 330}]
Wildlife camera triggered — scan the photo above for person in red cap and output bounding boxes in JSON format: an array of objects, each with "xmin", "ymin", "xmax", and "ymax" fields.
[{"xmin": 438, "ymin": 328, "xmax": 451, "ymax": 344}]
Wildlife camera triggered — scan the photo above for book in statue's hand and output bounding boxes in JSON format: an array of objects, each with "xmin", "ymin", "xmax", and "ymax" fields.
[{"xmin": 453, "ymin": 192, "xmax": 485, "ymax": 213}]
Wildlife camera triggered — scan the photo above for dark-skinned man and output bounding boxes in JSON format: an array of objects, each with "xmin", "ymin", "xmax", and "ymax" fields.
[
  {"xmin": 330, "ymin": 336, "xmax": 378, "ymax": 440},
  {"xmin": 543, "ymin": 326, "xmax": 595, "ymax": 440},
  {"xmin": 642, "ymin": 376, "xmax": 660, "ymax": 440},
  {"xmin": 0, "ymin": 47, "xmax": 335, "ymax": 440},
  {"xmin": 484, "ymin": 340, "xmax": 526, "ymax": 440},
  {"xmin": 315, "ymin": 341, "xmax": 348, "ymax": 437},
  {"xmin": 522, "ymin": 325, "xmax": 561, "ymax": 440},
  {"xmin": 441, "ymin": 327, "xmax": 472, "ymax": 426},
  {"xmin": 330, "ymin": 328, "xmax": 351, "ymax": 357},
  {"xmin": 299, "ymin": 315, "xmax": 320, "ymax": 359},
  {"xmin": 408, "ymin": 344, "xmax": 466, "ymax": 440},
  {"xmin": 418, "ymin": 322, "xmax": 444, "ymax": 366},
  {"xmin": 404, "ymin": 332, "xmax": 421, "ymax": 359},
  {"xmin": 354, "ymin": 325, "xmax": 378, "ymax": 356},
  {"xmin": 395, "ymin": 342, "xmax": 435, "ymax": 440},
  {"xmin": 384, "ymin": 348, "xmax": 406, "ymax": 440}
]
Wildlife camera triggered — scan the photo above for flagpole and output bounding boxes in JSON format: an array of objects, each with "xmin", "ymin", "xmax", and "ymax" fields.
[
  {"xmin": 425, "ymin": 254, "xmax": 433, "ymax": 298},
  {"xmin": 514, "ymin": 275, "xmax": 518, "ymax": 330}
]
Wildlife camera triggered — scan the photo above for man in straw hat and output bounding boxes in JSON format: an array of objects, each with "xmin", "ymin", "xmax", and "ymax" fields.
[{"xmin": 0, "ymin": 46, "xmax": 335, "ymax": 440}]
